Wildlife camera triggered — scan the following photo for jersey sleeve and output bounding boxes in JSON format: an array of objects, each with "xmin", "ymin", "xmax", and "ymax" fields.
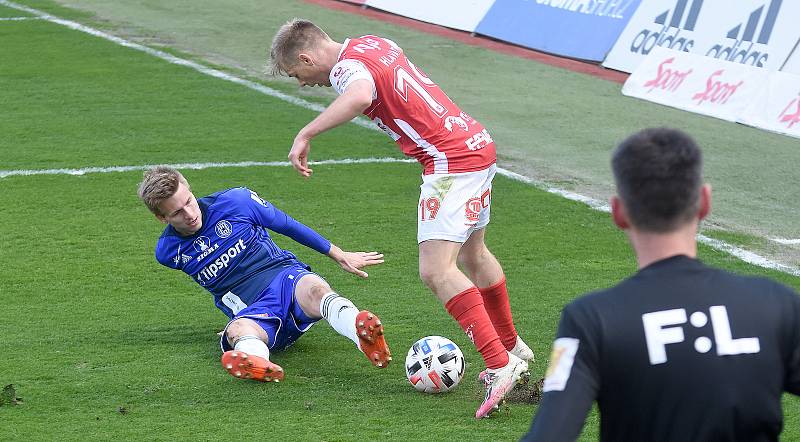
[
  {"xmin": 521, "ymin": 301, "xmax": 601, "ymax": 441},
  {"xmin": 154, "ymin": 235, "xmax": 179, "ymax": 269},
  {"xmin": 330, "ymin": 58, "xmax": 377, "ymax": 100},
  {"xmin": 240, "ymin": 188, "xmax": 331, "ymax": 255}
]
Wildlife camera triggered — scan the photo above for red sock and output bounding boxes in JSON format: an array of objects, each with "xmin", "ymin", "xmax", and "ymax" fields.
[
  {"xmin": 445, "ymin": 287, "xmax": 509, "ymax": 369},
  {"xmin": 479, "ymin": 277, "xmax": 518, "ymax": 351}
]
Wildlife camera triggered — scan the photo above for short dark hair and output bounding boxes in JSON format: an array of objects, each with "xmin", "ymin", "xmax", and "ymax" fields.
[{"xmin": 611, "ymin": 128, "xmax": 703, "ymax": 232}]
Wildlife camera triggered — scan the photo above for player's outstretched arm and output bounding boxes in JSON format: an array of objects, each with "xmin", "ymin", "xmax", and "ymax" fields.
[
  {"xmin": 288, "ymin": 79, "xmax": 374, "ymax": 177},
  {"xmin": 327, "ymin": 244, "xmax": 384, "ymax": 279}
]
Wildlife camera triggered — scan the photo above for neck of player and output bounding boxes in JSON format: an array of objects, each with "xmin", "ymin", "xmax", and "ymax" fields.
[{"xmin": 627, "ymin": 222, "xmax": 699, "ymax": 270}]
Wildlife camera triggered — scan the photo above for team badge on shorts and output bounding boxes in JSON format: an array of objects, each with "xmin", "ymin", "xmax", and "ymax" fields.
[{"xmin": 465, "ymin": 198, "xmax": 482, "ymax": 222}]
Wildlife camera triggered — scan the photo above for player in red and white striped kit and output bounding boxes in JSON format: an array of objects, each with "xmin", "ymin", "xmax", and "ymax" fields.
[{"xmin": 270, "ymin": 19, "xmax": 533, "ymax": 418}]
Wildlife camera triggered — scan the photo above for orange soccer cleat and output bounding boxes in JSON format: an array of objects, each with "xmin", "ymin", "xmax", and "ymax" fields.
[
  {"xmin": 355, "ymin": 310, "xmax": 392, "ymax": 368},
  {"xmin": 221, "ymin": 350, "xmax": 284, "ymax": 382}
]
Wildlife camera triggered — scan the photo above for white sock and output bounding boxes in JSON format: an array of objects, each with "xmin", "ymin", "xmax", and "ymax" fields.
[
  {"xmin": 319, "ymin": 292, "xmax": 360, "ymax": 347},
  {"xmin": 233, "ymin": 335, "xmax": 270, "ymax": 360}
]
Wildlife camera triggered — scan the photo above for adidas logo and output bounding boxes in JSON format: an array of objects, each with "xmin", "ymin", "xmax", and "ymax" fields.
[
  {"xmin": 706, "ymin": 0, "xmax": 780, "ymax": 67},
  {"xmin": 630, "ymin": 0, "xmax": 703, "ymax": 55}
]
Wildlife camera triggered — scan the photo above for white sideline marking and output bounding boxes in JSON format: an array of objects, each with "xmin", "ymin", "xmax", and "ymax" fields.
[
  {"xmin": 772, "ymin": 238, "xmax": 800, "ymax": 245},
  {"xmin": 0, "ymin": 157, "xmax": 415, "ymax": 178},
  {"xmin": 497, "ymin": 169, "xmax": 612, "ymax": 212},
  {"xmin": 0, "ymin": 0, "xmax": 374, "ymax": 132},
  {"xmin": 497, "ymin": 169, "xmax": 800, "ymax": 277},
  {"xmin": 2, "ymin": 0, "xmax": 798, "ymax": 277},
  {"xmin": 0, "ymin": 16, "xmax": 38, "ymax": 20}
]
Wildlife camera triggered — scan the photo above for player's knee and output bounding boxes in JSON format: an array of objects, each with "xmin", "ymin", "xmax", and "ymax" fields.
[
  {"xmin": 226, "ymin": 318, "xmax": 261, "ymax": 346},
  {"xmin": 307, "ymin": 281, "xmax": 331, "ymax": 303},
  {"xmin": 295, "ymin": 274, "xmax": 331, "ymax": 299},
  {"xmin": 460, "ymin": 245, "xmax": 493, "ymax": 269},
  {"xmin": 456, "ymin": 253, "xmax": 475, "ymax": 273},
  {"xmin": 419, "ymin": 265, "xmax": 445, "ymax": 291}
]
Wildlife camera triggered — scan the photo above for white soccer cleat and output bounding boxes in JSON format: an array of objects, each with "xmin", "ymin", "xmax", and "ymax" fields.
[
  {"xmin": 475, "ymin": 353, "xmax": 529, "ymax": 419},
  {"xmin": 510, "ymin": 336, "xmax": 535, "ymax": 362},
  {"xmin": 477, "ymin": 336, "xmax": 534, "ymax": 382}
]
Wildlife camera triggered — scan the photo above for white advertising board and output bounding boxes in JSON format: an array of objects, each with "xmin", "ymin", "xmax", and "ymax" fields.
[
  {"xmin": 365, "ymin": 0, "xmax": 497, "ymax": 32},
  {"xmin": 779, "ymin": 38, "xmax": 800, "ymax": 74},
  {"xmin": 624, "ymin": 46, "xmax": 800, "ymax": 139},
  {"xmin": 739, "ymin": 70, "xmax": 800, "ymax": 138},
  {"xmin": 604, "ymin": 0, "xmax": 800, "ymax": 73},
  {"xmin": 623, "ymin": 46, "xmax": 766, "ymax": 122}
]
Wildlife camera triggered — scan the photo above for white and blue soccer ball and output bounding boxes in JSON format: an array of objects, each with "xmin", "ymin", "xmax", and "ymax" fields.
[{"xmin": 405, "ymin": 335, "xmax": 465, "ymax": 393}]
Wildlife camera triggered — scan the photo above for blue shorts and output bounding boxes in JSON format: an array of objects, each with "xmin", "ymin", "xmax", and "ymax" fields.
[{"xmin": 219, "ymin": 264, "xmax": 320, "ymax": 352}]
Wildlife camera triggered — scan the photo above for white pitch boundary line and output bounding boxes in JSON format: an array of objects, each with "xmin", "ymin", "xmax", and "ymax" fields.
[
  {"xmin": 497, "ymin": 169, "xmax": 800, "ymax": 277},
  {"xmin": 772, "ymin": 238, "xmax": 800, "ymax": 245},
  {"xmin": 0, "ymin": 0, "xmax": 375, "ymax": 132},
  {"xmin": 0, "ymin": 16, "xmax": 39, "ymax": 20},
  {"xmin": 0, "ymin": 157, "xmax": 415, "ymax": 178},
  {"xmin": 3, "ymin": 0, "xmax": 798, "ymax": 278}
]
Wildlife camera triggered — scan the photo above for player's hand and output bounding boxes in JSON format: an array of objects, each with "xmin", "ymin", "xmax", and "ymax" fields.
[
  {"xmin": 328, "ymin": 245, "xmax": 384, "ymax": 278},
  {"xmin": 288, "ymin": 135, "xmax": 313, "ymax": 177}
]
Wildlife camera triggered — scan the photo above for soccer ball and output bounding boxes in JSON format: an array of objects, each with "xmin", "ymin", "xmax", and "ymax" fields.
[{"xmin": 405, "ymin": 335, "xmax": 465, "ymax": 393}]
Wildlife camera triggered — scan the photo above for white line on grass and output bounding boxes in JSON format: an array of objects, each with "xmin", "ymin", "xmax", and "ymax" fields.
[
  {"xmin": 0, "ymin": 157, "xmax": 415, "ymax": 178},
  {"xmin": 497, "ymin": 170, "xmax": 800, "ymax": 277},
  {"xmin": 0, "ymin": 0, "xmax": 375, "ymax": 131},
  {"xmin": 772, "ymin": 238, "xmax": 800, "ymax": 245},
  {"xmin": 3, "ymin": 0, "xmax": 798, "ymax": 277},
  {"xmin": 0, "ymin": 16, "xmax": 39, "ymax": 20}
]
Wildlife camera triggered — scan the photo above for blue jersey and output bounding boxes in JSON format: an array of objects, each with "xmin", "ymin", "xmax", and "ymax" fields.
[{"xmin": 154, "ymin": 187, "xmax": 331, "ymax": 318}]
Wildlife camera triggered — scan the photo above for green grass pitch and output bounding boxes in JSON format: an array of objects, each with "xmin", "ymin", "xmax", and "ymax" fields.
[{"xmin": 1, "ymin": 1, "xmax": 798, "ymax": 440}]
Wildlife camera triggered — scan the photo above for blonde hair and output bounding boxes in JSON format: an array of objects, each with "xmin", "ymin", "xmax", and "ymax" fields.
[
  {"xmin": 137, "ymin": 166, "xmax": 189, "ymax": 215},
  {"xmin": 269, "ymin": 18, "xmax": 331, "ymax": 75}
]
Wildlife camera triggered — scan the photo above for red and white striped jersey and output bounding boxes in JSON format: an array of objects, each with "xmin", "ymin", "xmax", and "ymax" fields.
[{"xmin": 330, "ymin": 35, "xmax": 496, "ymax": 175}]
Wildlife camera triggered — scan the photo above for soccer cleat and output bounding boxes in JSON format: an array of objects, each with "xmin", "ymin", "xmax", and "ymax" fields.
[
  {"xmin": 477, "ymin": 336, "xmax": 534, "ymax": 382},
  {"xmin": 510, "ymin": 336, "xmax": 535, "ymax": 362},
  {"xmin": 475, "ymin": 353, "xmax": 529, "ymax": 419},
  {"xmin": 355, "ymin": 310, "xmax": 392, "ymax": 368},
  {"xmin": 221, "ymin": 350, "xmax": 284, "ymax": 383}
]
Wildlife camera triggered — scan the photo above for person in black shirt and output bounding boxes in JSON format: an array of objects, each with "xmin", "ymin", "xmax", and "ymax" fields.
[{"xmin": 521, "ymin": 127, "xmax": 800, "ymax": 441}]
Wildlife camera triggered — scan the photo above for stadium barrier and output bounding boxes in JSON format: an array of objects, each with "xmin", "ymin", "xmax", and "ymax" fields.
[
  {"xmin": 360, "ymin": 0, "xmax": 641, "ymax": 61},
  {"xmin": 781, "ymin": 42, "xmax": 800, "ymax": 74},
  {"xmin": 474, "ymin": 0, "xmax": 642, "ymax": 62},
  {"xmin": 363, "ymin": 0, "xmax": 495, "ymax": 32},
  {"xmin": 348, "ymin": 0, "xmax": 799, "ymax": 74},
  {"xmin": 603, "ymin": 0, "xmax": 800, "ymax": 73},
  {"xmin": 623, "ymin": 46, "xmax": 800, "ymax": 139},
  {"xmin": 338, "ymin": 0, "xmax": 800, "ymax": 138}
]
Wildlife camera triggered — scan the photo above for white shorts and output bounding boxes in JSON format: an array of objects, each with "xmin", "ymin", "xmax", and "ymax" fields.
[{"xmin": 417, "ymin": 164, "xmax": 496, "ymax": 243}]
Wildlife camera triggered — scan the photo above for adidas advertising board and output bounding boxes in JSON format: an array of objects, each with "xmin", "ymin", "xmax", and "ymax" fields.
[
  {"xmin": 782, "ymin": 47, "xmax": 800, "ymax": 75},
  {"xmin": 603, "ymin": 0, "xmax": 800, "ymax": 73},
  {"xmin": 623, "ymin": 46, "xmax": 800, "ymax": 139},
  {"xmin": 364, "ymin": 0, "xmax": 497, "ymax": 32},
  {"xmin": 475, "ymin": 0, "xmax": 642, "ymax": 61}
]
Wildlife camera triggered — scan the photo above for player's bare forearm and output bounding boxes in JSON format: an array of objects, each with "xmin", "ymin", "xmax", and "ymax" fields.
[
  {"xmin": 327, "ymin": 244, "xmax": 384, "ymax": 279},
  {"xmin": 288, "ymin": 79, "xmax": 374, "ymax": 177},
  {"xmin": 296, "ymin": 79, "xmax": 373, "ymax": 140}
]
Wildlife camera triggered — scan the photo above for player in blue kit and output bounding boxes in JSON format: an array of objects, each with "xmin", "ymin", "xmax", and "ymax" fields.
[{"xmin": 138, "ymin": 166, "xmax": 391, "ymax": 382}]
